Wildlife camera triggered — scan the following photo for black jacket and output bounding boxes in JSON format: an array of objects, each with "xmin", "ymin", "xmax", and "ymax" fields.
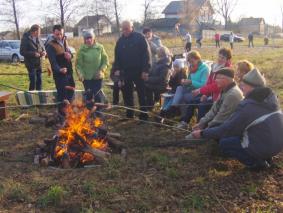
[
  {"xmin": 113, "ymin": 31, "xmax": 151, "ymax": 79},
  {"xmin": 168, "ymin": 70, "xmax": 187, "ymax": 93},
  {"xmin": 20, "ymin": 31, "xmax": 45, "ymax": 69},
  {"xmin": 145, "ymin": 57, "xmax": 171, "ymax": 92}
]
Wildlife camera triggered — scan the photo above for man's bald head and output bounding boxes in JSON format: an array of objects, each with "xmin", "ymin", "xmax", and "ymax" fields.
[{"xmin": 121, "ymin": 20, "xmax": 133, "ymax": 37}]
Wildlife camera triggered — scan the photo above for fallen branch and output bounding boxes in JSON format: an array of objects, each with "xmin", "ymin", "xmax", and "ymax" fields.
[{"xmin": 152, "ymin": 139, "xmax": 207, "ymax": 148}]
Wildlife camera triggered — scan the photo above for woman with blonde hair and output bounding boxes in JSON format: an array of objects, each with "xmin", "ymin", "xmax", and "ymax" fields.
[{"xmin": 236, "ymin": 60, "xmax": 254, "ymax": 81}]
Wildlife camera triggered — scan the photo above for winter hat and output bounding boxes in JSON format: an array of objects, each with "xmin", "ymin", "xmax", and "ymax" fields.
[
  {"xmin": 242, "ymin": 68, "xmax": 266, "ymax": 87},
  {"xmin": 216, "ymin": 67, "xmax": 235, "ymax": 79},
  {"xmin": 173, "ymin": 58, "xmax": 186, "ymax": 69},
  {"xmin": 83, "ymin": 30, "xmax": 95, "ymax": 39}
]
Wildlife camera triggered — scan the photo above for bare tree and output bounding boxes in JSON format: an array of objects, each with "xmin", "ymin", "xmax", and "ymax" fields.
[
  {"xmin": 142, "ymin": 0, "xmax": 156, "ymax": 26},
  {"xmin": 281, "ymin": 6, "xmax": 283, "ymax": 33},
  {"xmin": 113, "ymin": 0, "xmax": 121, "ymax": 34},
  {"xmin": 0, "ymin": 0, "xmax": 21, "ymax": 39},
  {"xmin": 47, "ymin": 0, "xmax": 83, "ymax": 27},
  {"xmin": 213, "ymin": 0, "xmax": 238, "ymax": 29}
]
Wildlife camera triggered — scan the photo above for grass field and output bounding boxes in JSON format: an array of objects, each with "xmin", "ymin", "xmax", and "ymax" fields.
[{"xmin": 0, "ymin": 38, "xmax": 283, "ymax": 212}]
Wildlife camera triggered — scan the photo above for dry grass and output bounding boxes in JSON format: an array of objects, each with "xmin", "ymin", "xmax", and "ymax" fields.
[{"xmin": 0, "ymin": 39, "xmax": 283, "ymax": 212}]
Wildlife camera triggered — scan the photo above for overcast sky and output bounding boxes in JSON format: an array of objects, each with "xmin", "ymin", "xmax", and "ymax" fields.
[{"xmin": 0, "ymin": 0, "xmax": 282, "ymax": 31}]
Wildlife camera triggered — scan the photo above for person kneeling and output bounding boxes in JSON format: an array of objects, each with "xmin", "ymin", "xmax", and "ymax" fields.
[{"xmin": 192, "ymin": 69, "xmax": 283, "ymax": 170}]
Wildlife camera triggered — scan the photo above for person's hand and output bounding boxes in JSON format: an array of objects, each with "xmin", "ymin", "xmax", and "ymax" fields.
[
  {"xmin": 35, "ymin": 52, "xmax": 41, "ymax": 58},
  {"xmin": 200, "ymin": 95, "xmax": 207, "ymax": 102},
  {"xmin": 181, "ymin": 79, "xmax": 191, "ymax": 86},
  {"xmin": 141, "ymin": 72, "xmax": 148, "ymax": 80},
  {"xmin": 96, "ymin": 70, "xmax": 104, "ymax": 79},
  {"xmin": 114, "ymin": 70, "xmax": 120, "ymax": 76},
  {"xmin": 192, "ymin": 89, "xmax": 200, "ymax": 97},
  {"xmin": 143, "ymin": 73, "xmax": 149, "ymax": 81},
  {"xmin": 192, "ymin": 130, "xmax": 202, "ymax": 139},
  {"xmin": 64, "ymin": 52, "xmax": 72, "ymax": 61},
  {"xmin": 60, "ymin": 67, "xmax": 67, "ymax": 74},
  {"xmin": 192, "ymin": 123, "xmax": 201, "ymax": 131},
  {"xmin": 40, "ymin": 51, "xmax": 47, "ymax": 57}
]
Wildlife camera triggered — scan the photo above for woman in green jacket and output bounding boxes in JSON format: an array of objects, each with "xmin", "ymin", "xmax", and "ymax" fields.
[{"xmin": 76, "ymin": 31, "xmax": 109, "ymax": 107}]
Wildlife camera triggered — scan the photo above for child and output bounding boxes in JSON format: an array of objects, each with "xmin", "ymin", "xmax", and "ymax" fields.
[{"xmin": 160, "ymin": 58, "xmax": 187, "ymax": 118}]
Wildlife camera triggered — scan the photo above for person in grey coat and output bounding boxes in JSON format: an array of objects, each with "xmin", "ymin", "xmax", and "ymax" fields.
[
  {"xmin": 192, "ymin": 69, "xmax": 283, "ymax": 170},
  {"xmin": 143, "ymin": 27, "xmax": 162, "ymax": 65},
  {"xmin": 144, "ymin": 46, "xmax": 172, "ymax": 110}
]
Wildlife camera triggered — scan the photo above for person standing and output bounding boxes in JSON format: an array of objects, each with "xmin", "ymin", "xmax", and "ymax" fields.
[
  {"xmin": 248, "ymin": 32, "xmax": 254, "ymax": 48},
  {"xmin": 46, "ymin": 24, "xmax": 75, "ymax": 115},
  {"xmin": 142, "ymin": 27, "xmax": 162, "ymax": 65},
  {"xmin": 196, "ymin": 31, "xmax": 203, "ymax": 48},
  {"xmin": 229, "ymin": 32, "xmax": 234, "ymax": 49},
  {"xmin": 20, "ymin": 24, "xmax": 46, "ymax": 91},
  {"xmin": 113, "ymin": 20, "xmax": 151, "ymax": 120},
  {"xmin": 184, "ymin": 31, "xmax": 192, "ymax": 52},
  {"xmin": 76, "ymin": 30, "xmax": 109, "ymax": 109},
  {"xmin": 215, "ymin": 32, "xmax": 220, "ymax": 48}
]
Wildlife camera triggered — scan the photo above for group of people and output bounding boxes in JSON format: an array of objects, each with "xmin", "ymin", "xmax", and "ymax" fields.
[{"xmin": 19, "ymin": 21, "xmax": 283, "ymax": 171}]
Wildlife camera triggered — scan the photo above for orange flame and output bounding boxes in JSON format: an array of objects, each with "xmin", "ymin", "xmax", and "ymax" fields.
[{"xmin": 54, "ymin": 104, "xmax": 108, "ymax": 165}]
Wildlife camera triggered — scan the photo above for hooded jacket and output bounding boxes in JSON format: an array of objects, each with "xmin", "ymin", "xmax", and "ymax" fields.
[
  {"xmin": 20, "ymin": 31, "xmax": 45, "ymax": 69},
  {"xmin": 145, "ymin": 56, "xmax": 171, "ymax": 92},
  {"xmin": 76, "ymin": 43, "xmax": 109, "ymax": 80},
  {"xmin": 203, "ymin": 87, "xmax": 283, "ymax": 159}
]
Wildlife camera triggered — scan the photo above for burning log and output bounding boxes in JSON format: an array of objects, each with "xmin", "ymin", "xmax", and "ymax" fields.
[{"xmin": 74, "ymin": 133, "xmax": 110, "ymax": 163}]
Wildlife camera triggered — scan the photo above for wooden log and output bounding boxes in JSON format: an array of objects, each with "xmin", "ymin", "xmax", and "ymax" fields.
[
  {"xmin": 74, "ymin": 133, "xmax": 110, "ymax": 163},
  {"xmin": 107, "ymin": 132, "xmax": 121, "ymax": 138}
]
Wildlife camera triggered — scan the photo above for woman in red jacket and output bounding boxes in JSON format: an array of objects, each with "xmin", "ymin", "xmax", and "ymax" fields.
[{"xmin": 177, "ymin": 48, "xmax": 232, "ymax": 128}]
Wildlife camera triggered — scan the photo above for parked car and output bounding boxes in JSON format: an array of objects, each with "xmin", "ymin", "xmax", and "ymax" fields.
[
  {"xmin": 0, "ymin": 40, "xmax": 24, "ymax": 63},
  {"xmin": 220, "ymin": 34, "xmax": 245, "ymax": 42}
]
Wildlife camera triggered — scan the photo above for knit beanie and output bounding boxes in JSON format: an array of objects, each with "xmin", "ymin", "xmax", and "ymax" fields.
[
  {"xmin": 83, "ymin": 30, "xmax": 95, "ymax": 39},
  {"xmin": 216, "ymin": 67, "xmax": 235, "ymax": 79},
  {"xmin": 242, "ymin": 68, "xmax": 266, "ymax": 87},
  {"xmin": 173, "ymin": 58, "xmax": 186, "ymax": 69}
]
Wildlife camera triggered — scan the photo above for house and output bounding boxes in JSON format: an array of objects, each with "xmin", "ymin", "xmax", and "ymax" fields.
[
  {"xmin": 75, "ymin": 15, "xmax": 112, "ymax": 36},
  {"xmin": 162, "ymin": 0, "xmax": 214, "ymax": 25},
  {"xmin": 238, "ymin": 17, "xmax": 265, "ymax": 35},
  {"xmin": 147, "ymin": 0, "xmax": 214, "ymax": 33}
]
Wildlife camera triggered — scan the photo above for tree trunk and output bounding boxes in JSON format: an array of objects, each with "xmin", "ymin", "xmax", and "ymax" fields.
[
  {"xmin": 60, "ymin": 0, "xmax": 65, "ymax": 27},
  {"xmin": 114, "ymin": 0, "xmax": 120, "ymax": 35},
  {"xmin": 11, "ymin": 0, "xmax": 20, "ymax": 39}
]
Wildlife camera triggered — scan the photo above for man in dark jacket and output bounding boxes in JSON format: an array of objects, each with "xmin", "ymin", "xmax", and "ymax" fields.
[
  {"xmin": 113, "ymin": 20, "xmax": 151, "ymax": 120},
  {"xmin": 46, "ymin": 24, "xmax": 75, "ymax": 115},
  {"xmin": 192, "ymin": 69, "xmax": 283, "ymax": 170},
  {"xmin": 20, "ymin": 24, "xmax": 46, "ymax": 90}
]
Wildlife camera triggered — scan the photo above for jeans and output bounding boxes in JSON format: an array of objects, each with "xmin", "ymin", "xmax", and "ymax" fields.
[
  {"xmin": 172, "ymin": 86, "xmax": 193, "ymax": 106},
  {"xmin": 83, "ymin": 79, "xmax": 102, "ymax": 103},
  {"xmin": 113, "ymin": 81, "xmax": 120, "ymax": 105},
  {"xmin": 121, "ymin": 77, "xmax": 148, "ymax": 120},
  {"xmin": 181, "ymin": 96, "xmax": 212, "ymax": 123},
  {"xmin": 28, "ymin": 68, "xmax": 42, "ymax": 90},
  {"xmin": 219, "ymin": 137, "xmax": 263, "ymax": 167}
]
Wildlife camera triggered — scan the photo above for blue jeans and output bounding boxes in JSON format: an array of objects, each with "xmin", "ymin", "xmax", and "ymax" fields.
[
  {"xmin": 172, "ymin": 86, "xmax": 193, "ymax": 106},
  {"xmin": 219, "ymin": 137, "xmax": 263, "ymax": 167},
  {"xmin": 83, "ymin": 79, "xmax": 103, "ymax": 103},
  {"xmin": 28, "ymin": 68, "xmax": 42, "ymax": 90}
]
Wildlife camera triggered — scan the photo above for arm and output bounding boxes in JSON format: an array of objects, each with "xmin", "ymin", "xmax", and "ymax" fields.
[
  {"xmin": 46, "ymin": 44, "xmax": 61, "ymax": 75},
  {"xmin": 200, "ymin": 82, "xmax": 220, "ymax": 96},
  {"xmin": 207, "ymin": 92, "xmax": 243, "ymax": 128},
  {"xmin": 113, "ymin": 40, "xmax": 121, "ymax": 71},
  {"xmin": 20, "ymin": 38, "xmax": 36, "ymax": 57},
  {"xmin": 140, "ymin": 37, "xmax": 151, "ymax": 73},
  {"xmin": 198, "ymin": 101, "xmax": 219, "ymax": 128},
  {"xmin": 202, "ymin": 104, "xmax": 248, "ymax": 139}
]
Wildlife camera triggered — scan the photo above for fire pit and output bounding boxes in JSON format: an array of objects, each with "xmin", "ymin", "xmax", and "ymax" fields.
[{"xmin": 34, "ymin": 104, "xmax": 125, "ymax": 168}]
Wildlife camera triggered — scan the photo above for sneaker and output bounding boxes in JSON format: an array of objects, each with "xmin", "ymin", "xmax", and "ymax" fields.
[{"xmin": 176, "ymin": 121, "xmax": 187, "ymax": 129}]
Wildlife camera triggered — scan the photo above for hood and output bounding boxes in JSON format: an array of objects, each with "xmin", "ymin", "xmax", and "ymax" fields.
[
  {"xmin": 246, "ymin": 87, "xmax": 280, "ymax": 111},
  {"xmin": 22, "ymin": 31, "xmax": 31, "ymax": 39}
]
